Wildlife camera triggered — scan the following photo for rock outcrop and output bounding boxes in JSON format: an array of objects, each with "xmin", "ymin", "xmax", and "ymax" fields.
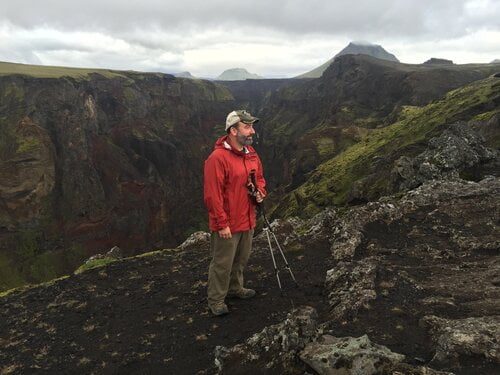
[
  {"xmin": 300, "ymin": 334, "xmax": 405, "ymax": 375},
  {"xmin": 421, "ymin": 315, "xmax": 500, "ymax": 367},
  {"xmin": 212, "ymin": 176, "xmax": 499, "ymax": 374},
  {"xmin": 320, "ymin": 177, "xmax": 500, "ymax": 374},
  {"xmin": 391, "ymin": 121, "xmax": 498, "ymax": 191},
  {"xmin": 215, "ymin": 306, "xmax": 319, "ymax": 373}
]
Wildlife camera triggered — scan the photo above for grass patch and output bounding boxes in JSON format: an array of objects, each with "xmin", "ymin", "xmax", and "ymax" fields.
[
  {"xmin": 0, "ymin": 276, "xmax": 69, "ymax": 298},
  {"xmin": 472, "ymin": 110, "xmax": 500, "ymax": 122},
  {"xmin": 0, "ymin": 61, "xmax": 132, "ymax": 79},
  {"xmin": 74, "ymin": 257, "xmax": 119, "ymax": 274},
  {"xmin": 133, "ymin": 248, "xmax": 180, "ymax": 258}
]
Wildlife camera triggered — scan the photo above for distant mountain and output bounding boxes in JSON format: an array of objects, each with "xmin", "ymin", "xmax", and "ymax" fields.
[
  {"xmin": 335, "ymin": 42, "xmax": 399, "ymax": 62},
  {"xmin": 423, "ymin": 58, "xmax": 454, "ymax": 65},
  {"xmin": 174, "ymin": 71, "xmax": 197, "ymax": 79},
  {"xmin": 491, "ymin": 59, "xmax": 500, "ymax": 64},
  {"xmin": 296, "ymin": 41, "xmax": 399, "ymax": 78},
  {"xmin": 216, "ymin": 68, "xmax": 264, "ymax": 81}
]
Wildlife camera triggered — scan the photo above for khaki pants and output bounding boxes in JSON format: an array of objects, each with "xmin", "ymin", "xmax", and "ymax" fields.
[{"xmin": 207, "ymin": 229, "xmax": 254, "ymax": 306}]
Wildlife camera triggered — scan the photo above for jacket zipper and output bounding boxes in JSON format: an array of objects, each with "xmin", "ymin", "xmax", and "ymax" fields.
[{"xmin": 243, "ymin": 156, "xmax": 253, "ymax": 230}]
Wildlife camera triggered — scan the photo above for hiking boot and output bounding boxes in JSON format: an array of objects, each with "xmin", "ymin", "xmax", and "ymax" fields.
[
  {"xmin": 227, "ymin": 288, "xmax": 256, "ymax": 299},
  {"xmin": 209, "ymin": 302, "xmax": 229, "ymax": 316}
]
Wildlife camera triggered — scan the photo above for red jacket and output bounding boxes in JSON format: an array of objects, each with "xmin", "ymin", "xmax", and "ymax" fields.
[{"xmin": 204, "ymin": 135, "xmax": 266, "ymax": 233}]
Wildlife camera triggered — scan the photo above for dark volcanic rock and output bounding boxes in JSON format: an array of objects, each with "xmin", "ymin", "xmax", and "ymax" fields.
[
  {"xmin": 210, "ymin": 177, "xmax": 499, "ymax": 374},
  {"xmin": 1, "ymin": 176, "xmax": 498, "ymax": 374},
  {"xmin": 321, "ymin": 177, "xmax": 500, "ymax": 374},
  {"xmin": 391, "ymin": 121, "xmax": 498, "ymax": 192},
  {"xmin": 421, "ymin": 315, "xmax": 500, "ymax": 367},
  {"xmin": 0, "ymin": 229, "xmax": 332, "ymax": 374},
  {"xmin": 215, "ymin": 306, "xmax": 319, "ymax": 374}
]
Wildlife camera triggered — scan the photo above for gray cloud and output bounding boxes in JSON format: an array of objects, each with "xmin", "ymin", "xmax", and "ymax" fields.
[
  {"xmin": 1, "ymin": 0, "xmax": 499, "ymax": 77},
  {"xmin": 3, "ymin": 0, "xmax": 497, "ymax": 38}
]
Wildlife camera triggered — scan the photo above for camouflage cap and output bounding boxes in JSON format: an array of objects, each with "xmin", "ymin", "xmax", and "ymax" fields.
[{"xmin": 225, "ymin": 110, "xmax": 259, "ymax": 131}]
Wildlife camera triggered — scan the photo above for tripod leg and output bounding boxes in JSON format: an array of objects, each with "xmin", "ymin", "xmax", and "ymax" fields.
[
  {"xmin": 265, "ymin": 228, "xmax": 282, "ymax": 290},
  {"xmin": 270, "ymin": 231, "xmax": 299, "ymax": 287}
]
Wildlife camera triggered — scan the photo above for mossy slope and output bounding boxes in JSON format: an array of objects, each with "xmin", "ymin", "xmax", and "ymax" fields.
[{"xmin": 275, "ymin": 75, "xmax": 500, "ymax": 218}]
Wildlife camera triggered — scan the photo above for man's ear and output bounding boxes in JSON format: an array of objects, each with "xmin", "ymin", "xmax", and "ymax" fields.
[{"xmin": 229, "ymin": 125, "xmax": 238, "ymax": 136}]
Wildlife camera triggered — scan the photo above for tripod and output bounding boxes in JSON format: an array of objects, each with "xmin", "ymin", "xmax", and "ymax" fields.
[
  {"xmin": 260, "ymin": 206, "xmax": 299, "ymax": 291},
  {"xmin": 248, "ymin": 169, "xmax": 299, "ymax": 291}
]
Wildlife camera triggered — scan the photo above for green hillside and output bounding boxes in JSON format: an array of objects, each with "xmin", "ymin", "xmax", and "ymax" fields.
[
  {"xmin": 275, "ymin": 75, "xmax": 500, "ymax": 217},
  {"xmin": 0, "ymin": 61, "xmax": 157, "ymax": 79}
]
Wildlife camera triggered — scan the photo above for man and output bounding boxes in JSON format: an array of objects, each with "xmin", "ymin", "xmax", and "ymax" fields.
[{"xmin": 204, "ymin": 109, "xmax": 266, "ymax": 316}]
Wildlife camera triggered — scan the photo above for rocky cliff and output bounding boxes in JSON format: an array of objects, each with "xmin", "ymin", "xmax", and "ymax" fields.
[
  {"xmin": 1, "ymin": 176, "xmax": 498, "ymax": 374},
  {"xmin": 1, "ymin": 56, "xmax": 499, "ymax": 294},
  {"xmin": 0, "ymin": 67, "xmax": 234, "ymax": 289},
  {"xmin": 259, "ymin": 57, "xmax": 500, "ymax": 216}
]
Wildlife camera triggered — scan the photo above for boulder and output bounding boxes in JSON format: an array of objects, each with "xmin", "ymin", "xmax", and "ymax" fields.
[
  {"xmin": 83, "ymin": 245, "xmax": 123, "ymax": 264},
  {"xmin": 391, "ymin": 122, "xmax": 497, "ymax": 192},
  {"xmin": 300, "ymin": 334, "xmax": 405, "ymax": 375},
  {"xmin": 178, "ymin": 231, "xmax": 210, "ymax": 250}
]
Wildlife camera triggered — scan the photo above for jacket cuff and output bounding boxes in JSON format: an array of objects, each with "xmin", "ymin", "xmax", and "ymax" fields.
[{"xmin": 216, "ymin": 219, "xmax": 229, "ymax": 230}]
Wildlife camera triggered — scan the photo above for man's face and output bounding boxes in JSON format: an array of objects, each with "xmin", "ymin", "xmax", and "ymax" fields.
[{"xmin": 235, "ymin": 121, "xmax": 256, "ymax": 146}]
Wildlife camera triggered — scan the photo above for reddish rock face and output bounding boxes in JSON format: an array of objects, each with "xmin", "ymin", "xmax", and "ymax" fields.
[{"xmin": 0, "ymin": 72, "xmax": 234, "ymax": 262}]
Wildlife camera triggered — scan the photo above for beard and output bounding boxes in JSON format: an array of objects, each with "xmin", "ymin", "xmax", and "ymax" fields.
[{"xmin": 237, "ymin": 131, "xmax": 253, "ymax": 146}]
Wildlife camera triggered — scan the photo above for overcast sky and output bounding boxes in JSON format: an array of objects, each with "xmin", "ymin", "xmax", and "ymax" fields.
[{"xmin": 1, "ymin": 0, "xmax": 499, "ymax": 78}]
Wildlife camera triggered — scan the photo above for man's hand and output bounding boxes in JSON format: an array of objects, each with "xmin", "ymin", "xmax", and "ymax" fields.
[
  {"xmin": 256, "ymin": 190, "xmax": 265, "ymax": 203},
  {"xmin": 218, "ymin": 226, "xmax": 232, "ymax": 239}
]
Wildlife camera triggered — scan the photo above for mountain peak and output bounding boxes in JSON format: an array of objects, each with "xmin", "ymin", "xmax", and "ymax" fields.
[
  {"xmin": 334, "ymin": 41, "xmax": 399, "ymax": 62},
  {"xmin": 174, "ymin": 71, "xmax": 197, "ymax": 79},
  {"xmin": 423, "ymin": 58, "xmax": 454, "ymax": 65},
  {"xmin": 216, "ymin": 68, "xmax": 264, "ymax": 81},
  {"xmin": 296, "ymin": 41, "xmax": 399, "ymax": 78},
  {"xmin": 349, "ymin": 40, "xmax": 377, "ymax": 47}
]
